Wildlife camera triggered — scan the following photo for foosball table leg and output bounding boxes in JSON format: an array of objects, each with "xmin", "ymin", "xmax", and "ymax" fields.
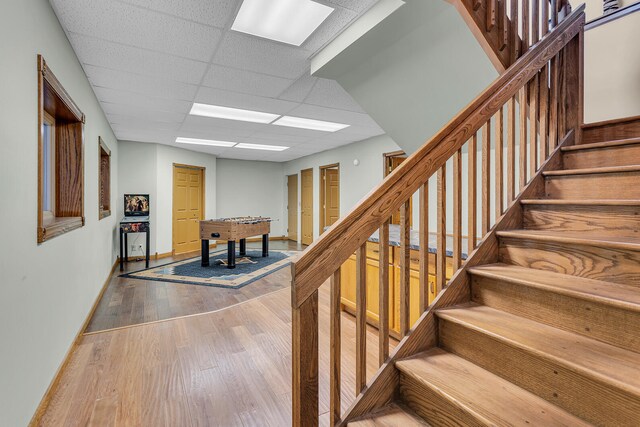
[
  {"xmin": 239, "ymin": 238, "xmax": 246, "ymax": 256},
  {"xmin": 262, "ymin": 234, "xmax": 269, "ymax": 257},
  {"xmin": 201, "ymin": 239, "xmax": 210, "ymax": 267},
  {"xmin": 227, "ymin": 240, "xmax": 236, "ymax": 269}
]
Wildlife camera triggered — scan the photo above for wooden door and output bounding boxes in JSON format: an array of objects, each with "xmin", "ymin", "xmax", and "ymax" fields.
[
  {"xmin": 301, "ymin": 169, "xmax": 313, "ymax": 245},
  {"xmin": 386, "ymin": 155, "xmax": 412, "ymax": 226},
  {"xmin": 287, "ymin": 174, "xmax": 298, "ymax": 241},
  {"xmin": 320, "ymin": 166, "xmax": 340, "ymax": 233},
  {"xmin": 173, "ymin": 165, "xmax": 204, "ymax": 254}
]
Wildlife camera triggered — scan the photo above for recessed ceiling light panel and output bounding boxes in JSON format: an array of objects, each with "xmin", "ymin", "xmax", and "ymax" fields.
[
  {"xmin": 190, "ymin": 103, "xmax": 279, "ymax": 124},
  {"xmin": 231, "ymin": 0, "xmax": 334, "ymax": 46},
  {"xmin": 176, "ymin": 137, "xmax": 237, "ymax": 147},
  {"xmin": 272, "ymin": 115, "xmax": 349, "ymax": 132},
  {"xmin": 236, "ymin": 143, "xmax": 289, "ymax": 151}
]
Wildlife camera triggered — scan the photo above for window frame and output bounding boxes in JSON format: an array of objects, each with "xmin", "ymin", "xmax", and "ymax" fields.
[
  {"xmin": 37, "ymin": 55, "xmax": 85, "ymax": 243},
  {"xmin": 98, "ymin": 137, "xmax": 111, "ymax": 220}
]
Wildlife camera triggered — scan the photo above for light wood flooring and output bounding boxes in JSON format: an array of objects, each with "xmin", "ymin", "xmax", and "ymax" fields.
[{"xmin": 39, "ymin": 241, "xmax": 396, "ymax": 426}]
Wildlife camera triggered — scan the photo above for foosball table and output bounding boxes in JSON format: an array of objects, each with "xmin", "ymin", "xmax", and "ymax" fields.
[{"xmin": 200, "ymin": 217, "xmax": 272, "ymax": 269}]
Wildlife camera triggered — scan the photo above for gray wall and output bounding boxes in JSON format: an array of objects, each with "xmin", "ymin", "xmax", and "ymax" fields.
[{"xmin": 0, "ymin": 0, "xmax": 119, "ymax": 425}]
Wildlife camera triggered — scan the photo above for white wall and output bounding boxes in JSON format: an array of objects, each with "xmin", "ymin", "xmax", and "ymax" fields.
[
  {"xmin": 216, "ymin": 159, "xmax": 286, "ymax": 237},
  {"xmin": 283, "ymin": 135, "xmax": 401, "ymax": 241},
  {"xmin": 0, "ymin": 0, "xmax": 119, "ymax": 425},
  {"xmin": 118, "ymin": 141, "xmax": 217, "ymax": 256}
]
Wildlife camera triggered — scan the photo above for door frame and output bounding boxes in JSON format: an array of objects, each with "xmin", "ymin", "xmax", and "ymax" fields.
[
  {"xmin": 383, "ymin": 150, "xmax": 407, "ymax": 177},
  {"xmin": 319, "ymin": 163, "xmax": 340, "ymax": 235},
  {"xmin": 287, "ymin": 173, "xmax": 298, "ymax": 242},
  {"xmin": 172, "ymin": 163, "xmax": 205, "ymax": 255},
  {"xmin": 300, "ymin": 168, "xmax": 314, "ymax": 246}
]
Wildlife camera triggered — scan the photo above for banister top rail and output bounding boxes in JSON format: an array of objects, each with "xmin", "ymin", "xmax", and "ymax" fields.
[{"xmin": 291, "ymin": 4, "xmax": 585, "ymax": 308}]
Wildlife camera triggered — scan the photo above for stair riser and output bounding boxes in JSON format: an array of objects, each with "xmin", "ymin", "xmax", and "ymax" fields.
[
  {"xmin": 438, "ymin": 319, "xmax": 640, "ymax": 426},
  {"xmin": 399, "ymin": 374, "xmax": 487, "ymax": 427},
  {"xmin": 471, "ymin": 275, "xmax": 640, "ymax": 353},
  {"xmin": 545, "ymin": 171, "xmax": 640, "ymax": 199},
  {"xmin": 499, "ymin": 236, "xmax": 640, "ymax": 286},
  {"xmin": 523, "ymin": 205, "xmax": 640, "ymax": 237},
  {"xmin": 563, "ymin": 145, "xmax": 640, "ymax": 169}
]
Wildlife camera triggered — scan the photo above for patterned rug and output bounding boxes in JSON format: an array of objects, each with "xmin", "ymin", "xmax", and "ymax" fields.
[{"xmin": 121, "ymin": 249, "xmax": 295, "ymax": 288}]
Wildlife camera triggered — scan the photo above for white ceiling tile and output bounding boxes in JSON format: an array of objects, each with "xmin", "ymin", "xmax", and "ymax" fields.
[
  {"xmin": 68, "ymin": 34, "xmax": 208, "ymax": 84},
  {"xmin": 180, "ymin": 115, "xmax": 262, "ymax": 136},
  {"xmin": 83, "ymin": 65, "xmax": 198, "ymax": 101},
  {"xmin": 123, "ymin": 0, "xmax": 239, "ymax": 28},
  {"xmin": 304, "ymin": 78, "xmax": 364, "ymax": 112},
  {"xmin": 317, "ymin": 0, "xmax": 379, "ymax": 13},
  {"xmin": 194, "ymin": 86, "xmax": 299, "ymax": 115},
  {"xmin": 94, "ymin": 87, "xmax": 192, "ymax": 114},
  {"xmin": 202, "ymin": 65, "xmax": 293, "ymax": 98},
  {"xmin": 213, "ymin": 31, "xmax": 311, "ymax": 79},
  {"xmin": 287, "ymin": 103, "xmax": 381, "ymax": 128},
  {"xmin": 301, "ymin": 6, "xmax": 358, "ymax": 53},
  {"xmin": 52, "ymin": 0, "xmax": 222, "ymax": 61},
  {"xmin": 279, "ymin": 74, "xmax": 317, "ymax": 102},
  {"xmin": 103, "ymin": 104, "xmax": 187, "ymax": 123}
]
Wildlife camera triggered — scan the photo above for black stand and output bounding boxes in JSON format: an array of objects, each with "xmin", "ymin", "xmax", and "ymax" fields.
[
  {"xmin": 201, "ymin": 239, "xmax": 210, "ymax": 267},
  {"xmin": 200, "ymin": 234, "xmax": 270, "ymax": 270},
  {"xmin": 119, "ymin": 220, "xmax": 150, "ymax": 271},
  {"xmin": 239, "ymin": 238, "xmax": 247, "ymax": 256},
  {"xmin": 227, "ymin": 240, "xmax": 236, "ymax": 269},
  {"xmin": 262, "ymin": 234, "xmax": 269, "ymax": 257}
]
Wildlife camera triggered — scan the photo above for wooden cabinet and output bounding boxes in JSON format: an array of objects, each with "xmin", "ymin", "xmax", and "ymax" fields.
[{"xmin": 340, "ymin": 242, "xmax": 455, "ymax": 336}]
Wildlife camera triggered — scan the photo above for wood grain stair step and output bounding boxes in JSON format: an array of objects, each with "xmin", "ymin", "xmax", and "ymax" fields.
[
  {"xmin": 520, "ymin": 199, "xmax": 640, "ymax": 236},
  {"xmin": 497, "ymin": 230, "xmax": 640, "ymax": 285},
  {"xmin": 468, "ymin": 263, "xmax": 640, "ymax": 351},
  {"xmin": 436, "ymin": 304, "xmax": 640, "ymax": 425},
  {"xmin": 543, "ymin": 165, "xmax": 640, "ymax": 199},
  {"xmin": 561, "ymin": 138, "xmax": 640, "ymax": 168},
  {"xmin": 395, "ymin": 348, "xmax": 588, "ymax": 426},
  {"xmin": 543, "ymin": 164, "xmax": 640, "ymax": 176},
  {"xmin": 347, "ymin": 404, "xmax": 430, "ymax": 427},
  {"xmin": 562, "ymin": 137, "xmax": 640, "ymax": 151}
]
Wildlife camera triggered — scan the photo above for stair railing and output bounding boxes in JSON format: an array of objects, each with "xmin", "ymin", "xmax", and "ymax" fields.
[{"xmin": 291, "ymin": 4, "xmax": 585, "ymax": 426}]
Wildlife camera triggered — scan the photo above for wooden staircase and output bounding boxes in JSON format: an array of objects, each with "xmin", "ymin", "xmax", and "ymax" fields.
[
  {"xmin": 350, "ymin": 131, "xmax": 640, "ymax": 427},
  {"xmin": 291, "ymin": 1, "xmax": 640, "ymax": 425}
]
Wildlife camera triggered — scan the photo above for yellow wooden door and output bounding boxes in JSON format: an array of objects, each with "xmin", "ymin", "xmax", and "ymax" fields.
[
  {"xmin": 323, "ymin": 168, "xmax": 340, "ymax": 229},
  {"xmin": 173, "ymin": 166, "xmax": 204, "ymax": 254},
  {"xmin": 288, "ymin": 174, "xmax": 298, "ymax": 241},
  {"xmin": 301, "ymin": 169, "xmax": 313, "ymax": 245},
  {"xmin": 387, "ymin": 156, "xmax": 412, "ymax": 226}
]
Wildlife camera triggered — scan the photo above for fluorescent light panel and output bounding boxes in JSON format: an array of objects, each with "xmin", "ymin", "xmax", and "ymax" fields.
[
  {"xmin": 236, "ymin": 143, "xmax": 289, "ymax": 151},
  {"xmin": 231, "ymin": 0, "xmax": 334, "ymax": 46},
  {"xmin": 272, "ymin": 115, "xmax": 350, "ymax": 132},
  {"xmin": 176, "ymin": 137, "xmax": 237, "ymax": 147},
  {"xmin": 190, "ymin": 103, "xmax": 279, "ymax": 124}
]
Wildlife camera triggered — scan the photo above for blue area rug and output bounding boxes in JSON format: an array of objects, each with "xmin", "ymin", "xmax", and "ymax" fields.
[{"xmin": 121, "ymin": 249, "xmax": 295, "ymax": 289}]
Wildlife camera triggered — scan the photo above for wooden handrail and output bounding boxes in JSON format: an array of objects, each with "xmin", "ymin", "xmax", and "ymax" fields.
[{"xmin": 291, "ymin": 4, "xmax": 585, "ymax": 309}]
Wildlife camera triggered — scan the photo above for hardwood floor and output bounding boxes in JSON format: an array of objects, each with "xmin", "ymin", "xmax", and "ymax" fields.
[
  {"xmin": 86, "ymin": 241, "xmax": 303, "ymax": 333},
  {"xmin": 39, "ymin": 252, "xmax": 397, "ymax": 426}
]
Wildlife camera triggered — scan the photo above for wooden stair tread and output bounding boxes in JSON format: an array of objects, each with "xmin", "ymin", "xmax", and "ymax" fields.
[
  {"xmin": 468, "ymin": 263, "xmax": 640, "ymax": 311},
  {"xmin": 348, "ymin": 404, "xmax": 429, "ymax": 427},
  {"xmin": 521, "ymin": 198, "xmax": 640, "ymax": 206},
  {"xmin": 562, "ymin": 137, "xmax": 640, "ymax": 151},
  {"xmin": 497, "ymin": 229, "xmax": 640, "ymax": 251},
  {"xmin": 436, "ymin": 304, "xmax": 640, "ymax": 395},
  {"xmin": 543, "ymin": 164, "xmax": 640, "ymax": 176},
  {"xmin": 396, "ymin": 348, "xmax": 589, "ymax": 426}
]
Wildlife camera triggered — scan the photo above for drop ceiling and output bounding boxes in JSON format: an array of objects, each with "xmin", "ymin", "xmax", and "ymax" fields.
[{"xmin": 49, "ymin": 0, "xmax": 385, "ymax": 162}]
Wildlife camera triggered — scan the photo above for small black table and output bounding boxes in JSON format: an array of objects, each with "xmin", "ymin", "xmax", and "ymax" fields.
[{"xmin": 119, "ymin": 217, "xmax": 150, "ymax": 271}]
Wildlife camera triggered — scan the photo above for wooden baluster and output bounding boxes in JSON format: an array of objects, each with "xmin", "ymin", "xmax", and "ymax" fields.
[
  {"xmin": 498, "ymin": 0, "xmax": 508, "ymax": 51},
  {"xmin": 519, "ymin": 85, "xmax": 528, "ymax": 189},
  {"xmin": 482, "ymin": 121, "xmax": 491, "ymax": 236},
  {"xmin": 549, "ymin": 54, "xmax": 559, "ymax": 151},
  {"xmin": 522, "ymin": 0, "xmax": 529, "ymax": 51},
  {"xmin": 378, "ymin": 221, "xmax": 389, "ymax": 366},
  {"xmin": 530, "ymin": 74, "xmax": 539, "ymax": 176},
  {"xmin": 495, "ymin": 106, "xmax": 504, "ymax": 217},
  {"xmin": 436, "ymin": 166, "xmax": 446, "ymax": 293},
  {"xmin": 551, "ymin": 0, "xmax": 558, "ymax": 28},
  {"xmin": 292, "ymin": 288, "xmax": 318, "ymax": 427},
  {"xmin": 510, "ymin": 0, "xmax": 519, "ymax": 62},
  {"xmin": 540, "ymin": 64, "xmax": 549, "ymax": 163},
  {"xmin": 507, "ymin": 96, "xmax": 516, "ymax": 204},
  {"xmin": 542, "ymin": 0, "xmax": 549, "ymax": 36},
  {"xmin": 329, "ymin": 269, "xmax": 341, "ymax": 426},
  {"xmin": 558, "ymin": 48, "xmax": 567, "ymax": 140},
  {"xmin": 474, "ymin": 0, "xmax": 482, "ymax": 11},
  {"xmin": 487, "ymin": 0, "xmax": 497, "ymax": 31},
  {"xmin": 531, "ymin": 0, "xmax": 539, "ymax": 45},
  {"xmin": 418, "ymin": 183, "xmax": 429, "ymax": 313},
  {"xmin": 468, "ymin": 134, "xmax": 477, "ymax": 251},
  {"xmin": 399, "ymin": 201, "xmax": 411, "ymax": 335},
  {"xmin": 453, "ymin": 150, "xmax": 462, "ymax": 270},
  {"xmin": 355, "ymin": 243, "xmax": 366, "ymax": 394}
]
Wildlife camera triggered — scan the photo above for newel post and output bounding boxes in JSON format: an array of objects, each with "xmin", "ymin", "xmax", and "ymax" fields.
[{"xmin": 292, "ymin": 262, "xmax": 319, "ymax": 427}]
